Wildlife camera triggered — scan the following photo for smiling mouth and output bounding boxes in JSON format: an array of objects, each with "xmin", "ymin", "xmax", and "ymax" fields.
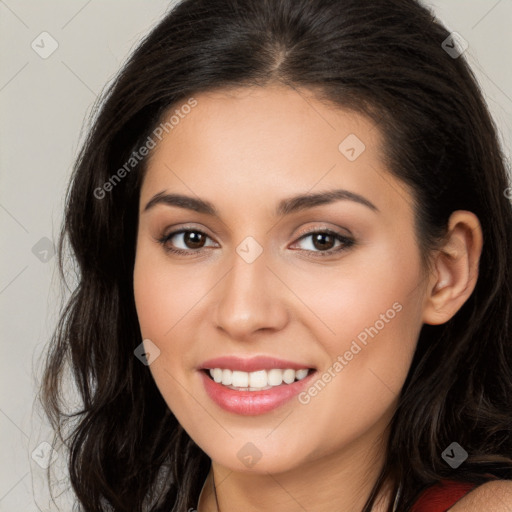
[{"xmin": 201, "ymin": 367, "xmax": 316, "ymax": 391}]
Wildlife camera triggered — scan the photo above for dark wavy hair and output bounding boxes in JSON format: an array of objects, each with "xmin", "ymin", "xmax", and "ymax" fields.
[{"xmin": 38, "ymin": 0, "xmax": 512, "ymax": 510}]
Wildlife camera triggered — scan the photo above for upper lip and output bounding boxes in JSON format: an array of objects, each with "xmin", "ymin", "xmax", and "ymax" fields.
[{"xmin": 199, "ymin": 356, "xmax": 315, "ymax": 373}]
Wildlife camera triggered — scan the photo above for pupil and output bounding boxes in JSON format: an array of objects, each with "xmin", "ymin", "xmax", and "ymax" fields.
[
  {"xmin": 313, "ymin": 233, "xmax": 334, "ymax": 251},
  {"xmin": 186, "ymin": 232, "xmax": 204, "ymax": 248}
]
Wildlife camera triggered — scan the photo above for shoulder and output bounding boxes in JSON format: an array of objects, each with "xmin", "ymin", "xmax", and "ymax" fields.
[{"xmin": 449, "ymin": 479, "xmax": 512, "ymax": 511}]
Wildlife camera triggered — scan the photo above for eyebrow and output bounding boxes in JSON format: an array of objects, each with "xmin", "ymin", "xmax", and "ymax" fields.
[{"xmin": 143, "ymin": 188, "xmax": 378, "ymax": 216}]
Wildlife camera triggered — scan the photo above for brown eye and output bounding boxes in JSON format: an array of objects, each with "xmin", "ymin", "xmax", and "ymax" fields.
[
  {"xmin": 157, "ymin": 229, "xmax": 216, "ymax": 256},
  {"xmin": 293, "ymin": 229, "xmax": 355, "ymax": 257},
  {"xmin": 180, "ymin": 231, "xmax": 206, "ymax": 249},
  {"xmin": 311, "ymin": 233, "xmax": 336, "ymax": 251}
]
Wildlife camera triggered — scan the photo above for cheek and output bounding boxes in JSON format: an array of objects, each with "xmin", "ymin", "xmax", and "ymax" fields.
[
  {"xmin": 290, "ymin": 275, "xmax": 424, "ymax": 459},
  {"xmin": 133, "ymin": 238, "xmax": 207, "ymax": 341},
  {"xmin": 133, "ymin": 256, "xmax": 192, "ymax": 414},
  {"xmin": 133, "ymin": 242, "xmax": 213, "ymax": 399},
  {"xmin": 283, "ymin": 232, "xmax": 424, "ymax": 348},
  {"xmin": 300, "ymin": 298, "xmax": 422, "ymax": 456},
  {"xmin": 288, "ymin": 235, "xmax": 425, "ymax": 403}
]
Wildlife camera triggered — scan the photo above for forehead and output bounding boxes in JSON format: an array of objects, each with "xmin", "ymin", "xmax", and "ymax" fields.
[
  {"xmin": 153, "ymin": 85, "xmax": 381, "ymax": 160},
  {"xmin": 140, "ymin": 85, "xmax": 411, "ymax": 221}
]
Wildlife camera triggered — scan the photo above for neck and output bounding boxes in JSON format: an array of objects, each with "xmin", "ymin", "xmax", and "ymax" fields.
[{"xmin": 197, "ymin": 421, "xmax": 395, "ymax": 512}]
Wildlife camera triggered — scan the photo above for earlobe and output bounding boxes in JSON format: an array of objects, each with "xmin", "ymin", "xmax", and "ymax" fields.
[{"xmin": 422, "ymin": 211, "xmax": 483, "ymax": 326}]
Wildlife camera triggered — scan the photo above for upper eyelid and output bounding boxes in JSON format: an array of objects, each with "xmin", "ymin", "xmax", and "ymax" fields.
[
  {"xmin": 294, "ymin": 224, "xmax": 353, "ymax": 239},
  {"xmin": 161, "ymin": 221, "xmax": 352, "ymax": 238}
]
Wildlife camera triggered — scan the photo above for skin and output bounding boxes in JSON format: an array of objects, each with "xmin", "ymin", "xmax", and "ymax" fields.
[
  {"xmin": 451, "ymin": 480, "xmax": 512, "ymax": 511},
  {"xmin": 133, "ymin": 84, "xmax": 484, "ymax": 511}
]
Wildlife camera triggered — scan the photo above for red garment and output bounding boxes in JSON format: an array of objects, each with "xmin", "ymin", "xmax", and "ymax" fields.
[{"xmin": 411, "ymin": 479, "xmax": 489, "ymax": 512}]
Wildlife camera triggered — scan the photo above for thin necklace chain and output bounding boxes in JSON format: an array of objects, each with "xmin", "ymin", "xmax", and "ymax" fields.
[
  {"xmin": 213, "ymin": 474, "xmax": 220, "ymax": 512},
  {"xmin": 392, "ymin": 482, "xmax": 402, "ymax": 512},
  {"xmin": 211, "ymin": 476, "xmax": 402, "ymax": 512}
]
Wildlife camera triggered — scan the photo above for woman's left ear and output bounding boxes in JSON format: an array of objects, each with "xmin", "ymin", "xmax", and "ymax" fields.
[{"xmin": 422, "ymin": 210, "xmax": 483, "ymax": 325}]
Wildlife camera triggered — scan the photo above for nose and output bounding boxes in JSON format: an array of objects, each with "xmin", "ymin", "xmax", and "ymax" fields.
[{"xmin": 213, "ymin": 244, "xmax": 289, "ymax": 341}]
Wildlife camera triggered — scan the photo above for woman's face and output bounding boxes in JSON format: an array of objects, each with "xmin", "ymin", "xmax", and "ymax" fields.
[{"xmin": 133, "ymin": 84, "xmax": 429, "ymax": 475}]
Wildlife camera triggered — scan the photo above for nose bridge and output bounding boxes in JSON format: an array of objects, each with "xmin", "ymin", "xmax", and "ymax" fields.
[{"xmin": 213, "ymin": 235, "xmax": 288, "ymax": 338}]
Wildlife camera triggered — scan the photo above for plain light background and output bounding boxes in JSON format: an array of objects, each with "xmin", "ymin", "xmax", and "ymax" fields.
[{"xmin": 1, "ymin": 1, "xmax": 511, "ymax": 510}]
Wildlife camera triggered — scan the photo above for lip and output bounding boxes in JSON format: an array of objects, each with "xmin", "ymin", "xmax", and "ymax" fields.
[
  {"xmin": 199, "ymin": 368, "xmax": 317, "ymax": 416},
  {"xmin": 199, "ymin": 356, "xmax": 315, "ymax": 372}
]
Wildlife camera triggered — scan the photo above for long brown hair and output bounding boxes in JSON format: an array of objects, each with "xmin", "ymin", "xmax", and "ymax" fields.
[{"xmin": 39, "ymin": 0, "xmax": 512, "ymax": 510}]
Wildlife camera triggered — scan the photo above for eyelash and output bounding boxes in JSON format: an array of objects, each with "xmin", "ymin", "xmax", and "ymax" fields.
[{"xmin": 157, "ymin": 227, "xmax": 355, "ymax": 258}]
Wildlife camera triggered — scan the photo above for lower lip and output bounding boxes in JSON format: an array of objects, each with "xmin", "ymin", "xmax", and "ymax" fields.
[{"xmin": 199, "ymin": 370, "xmax": 317, "ymax": 415}]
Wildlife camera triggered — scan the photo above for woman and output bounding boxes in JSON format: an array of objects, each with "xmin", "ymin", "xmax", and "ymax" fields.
[{"xmin": 40, "ymin": 0, "xmax": 512, "ymax": 510}]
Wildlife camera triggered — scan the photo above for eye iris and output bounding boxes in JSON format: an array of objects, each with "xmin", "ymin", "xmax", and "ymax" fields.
[
  {"xmin": 312, "ymin": 233, "xmax": 335, "ymax": 251},
  {"xmin": 184, "ymin": 231, "xmax": 205, "ymax": 249}
]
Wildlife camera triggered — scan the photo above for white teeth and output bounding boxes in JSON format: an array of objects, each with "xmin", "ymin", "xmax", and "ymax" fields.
[
  {"xmin": 282, "ymin": 369, "xmax": 296, "ymax": 384},
  {"xmin": 267, "ymin": 369, "xmax": 283, "ymax": 386},
  {"xmin": 295, "ymin": 369, "xmax": 309, "ymax": 380},
  {"xmin": 208, "ymin": 368, "xmax": 311, "ymax": 390},
  {"xmin": 231, "ymin": 370, "xmax": 249, "ymax": 388},
  {"xmin": 212, "ymin": 368, "xmax": 223, "ymax": 383},
  {"xmin": 249, "ymin": 370, "xmax": 267, "ymax": 388},
  {"xmin": 221, "ymin": 369, "xmax": 232, "ymax": 386}
]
